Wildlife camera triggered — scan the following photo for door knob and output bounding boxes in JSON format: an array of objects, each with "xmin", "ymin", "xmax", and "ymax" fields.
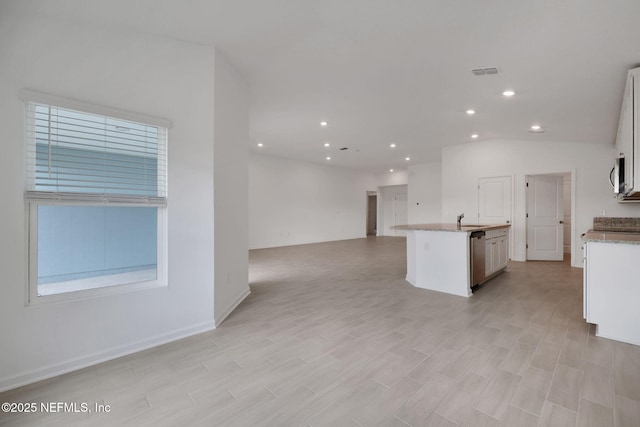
[
  {"xmin": 559, "ymin": 220, "xmax": 564, "ymax": 224},
  {"xmin": 506, "ymin": 220, "xmax": 510, "ymax": 224}
]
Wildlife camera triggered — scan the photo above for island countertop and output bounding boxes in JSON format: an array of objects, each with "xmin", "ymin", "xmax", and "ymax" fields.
[{"xmin": 395, "ymin": 223, "xmax": 511, "ymax": 232}]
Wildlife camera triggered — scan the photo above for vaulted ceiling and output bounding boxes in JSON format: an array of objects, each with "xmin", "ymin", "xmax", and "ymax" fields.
[{"xmin": 4, "ymin": 0, "xmax": 640, "ymax": 172}]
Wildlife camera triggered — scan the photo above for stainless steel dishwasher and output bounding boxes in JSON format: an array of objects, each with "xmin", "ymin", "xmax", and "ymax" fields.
[{"xmin": 470, "ymin": 231, "xmax": 486, "ymax": 286}]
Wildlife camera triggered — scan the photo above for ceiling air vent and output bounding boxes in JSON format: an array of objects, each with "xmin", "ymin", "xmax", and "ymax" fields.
[{"xmin": 472, "ymin": 67, "xmax": 499, "ymax": 76}]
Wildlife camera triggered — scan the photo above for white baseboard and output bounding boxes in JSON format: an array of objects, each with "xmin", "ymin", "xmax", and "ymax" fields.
[
  {"xmin": 510, "ymin": 256, "xmax": 583, "ymax": 268},
  {"xmin": 249, "ymin": 235, "xmax": 371, "ymax": 250},
  {"xmin": 0, "ymin": 321, "xmax": 215, "ymax": 393},
  {"xmin": 595, "ymin": 326, "xmax": 640, "ymax": 347},
  {"xmin": 215, "ymin": 287, "xmax": 251, "ymax": 327}
]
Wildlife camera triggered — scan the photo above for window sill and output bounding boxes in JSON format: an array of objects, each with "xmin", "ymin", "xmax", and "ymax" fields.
[
  {"xmin": 38, "ymin": 269, "xmax": 158, "ymax": 296},
  {"xmin": 28, "ymin": 271, "xmax": 166, "ymax": 306}
]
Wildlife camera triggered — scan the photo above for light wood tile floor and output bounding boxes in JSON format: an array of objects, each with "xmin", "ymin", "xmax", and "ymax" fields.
[{"xmin": 2, "ymin": 237, "xmax": 640, "ymax": 426}]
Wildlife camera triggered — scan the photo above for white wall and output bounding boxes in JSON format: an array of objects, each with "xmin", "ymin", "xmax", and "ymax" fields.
[
  {"xmin": 0, "ymin": 11, "xmax": 247, "ymax": 391},
  {"xmin": 249, "ymin": 153, "xmax": 376, "ymax": 249},
  {"xmin": 441, "ymin": 139, "xmax": 640, "ymax": 267},
  {"xmin": 376, "ymin": 170, "xmax": 408, "ymax": 187},
  {"xmin": 213, "ymin": 51, "xmax": 251, "ymax": 326},
  {"xmin": 408, "ymin": 161, "xmax": 442, "ymax": 224},
  {"xmin": 378, "ymin": 185, "xmax": 408, "ymax": 236}
]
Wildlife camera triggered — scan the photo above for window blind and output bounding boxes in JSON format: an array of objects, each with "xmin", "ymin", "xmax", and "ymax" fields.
[{"xmin": 24, "ymin": 99, "xmax": 167, "ymax": 206}]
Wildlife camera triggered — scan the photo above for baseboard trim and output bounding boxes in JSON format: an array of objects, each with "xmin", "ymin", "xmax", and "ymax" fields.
[
  {"xmin": 249, "ymin": 235, "xmax": 371, "ymax": 250},
  {"xmin": 595, "ymin": 327, "xmax": 640, "ymax": 347},
  {"xmin": 215, "ymin": 287, "xmax": 251, "ymax": 327},
  {"xmin": 0, "ymin": 321, "xmax": 215, "ymax": 393}
]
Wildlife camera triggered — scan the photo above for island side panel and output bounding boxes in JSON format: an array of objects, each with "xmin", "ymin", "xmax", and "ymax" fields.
[
  {"xmin": 407, "ymin": 230, "xmax": 471, "ymax": 297},
  {"xmin": 586, "ymin": 241, "xmax": 640, "ymax": 346},
  {"xmin": 406, "ymin": 230, "xmax": 417, "ymax": 286}
]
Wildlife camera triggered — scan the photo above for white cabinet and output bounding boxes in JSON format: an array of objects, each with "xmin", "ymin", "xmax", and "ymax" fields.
[
  {"xmin": 485, "ymin": 239, "xmax": 494, "ymax": 275},
  {"xmin": 583, "ymin": 241, "xmax": 640, "ymax": 346},
  {"xmin": 485, "ymin": 228, "xmax": 509, "ymax": 277},
  {"xmin": 616, "ymin": 72, "xmax": 634, "ymax": 164},
  {"xmin": 615, "ymin": 67, "xmax": 640, "ymax": 200},
  {"xmin": 582, "ymin": 243, "xmax": 588, "ymax": 320},
  {"xmin": 498, "ymin": 236, "xmax": 508, "ymax": 269}
]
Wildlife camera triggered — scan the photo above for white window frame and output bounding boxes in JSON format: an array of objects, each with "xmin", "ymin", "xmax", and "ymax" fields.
[{"xmin": 22, "ymin": 90, "xmax": 170, "ymax": 305}]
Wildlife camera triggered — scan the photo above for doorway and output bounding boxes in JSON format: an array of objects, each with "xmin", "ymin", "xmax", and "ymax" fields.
[
  {"xmin": 526, "ymin": 173, "xmax": 570, "ymax": 261},
  {"xmin": 366, "ymin": 192, "xmax": 377, "ymax": 236}
]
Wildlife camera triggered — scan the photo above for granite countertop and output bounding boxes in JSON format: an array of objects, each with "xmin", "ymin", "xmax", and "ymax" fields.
[
  {"xmin": 395, "ymin": 223, "xmax": 511, "ymax": 232},
  {"xmin": 582, "ymin": 230, "xmax": 640, "ymax": 245}
]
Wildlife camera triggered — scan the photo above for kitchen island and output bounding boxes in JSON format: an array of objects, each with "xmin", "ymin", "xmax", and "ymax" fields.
[{"xmin": 395, "ymin": 223, "xmax": 510, "ymax": 297}]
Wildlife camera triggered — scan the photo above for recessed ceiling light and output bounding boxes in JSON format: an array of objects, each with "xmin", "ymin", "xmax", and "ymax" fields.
[
  {"xmin": 324, "ymin": 142, "xmax": 330, "ymax": 147},
  {"xmin": 471, "ymin": 134, "xmax": 478, "ymax": 139},
  {"xmin": 502, "ymin": 90, "xmax": 515, "ymax": 97},
  {"xmin": 466, "ymin": 109, "xmax": 475, "ymax": 115},
  {"xmin": 389, "ymin": 169, "xmax": 394, "ymax": 172},
  {"xmin": 531, "ymin": 124, "xmax": 541, "ymax": 131},
  {"xmin": 257, "ymin": 142, "xmax": 264, "ymax": 147},
  {"xmin": 326, "ymin": 156, "xmax": 331, "ymax": 160},
  {"xmin": 320, "ymin": 121, "xmax": 328, "ymax": 127},
  {"xmin": 390, "ymin": 143, "xmax": 396, "ymax": 148},
  {"xmin": 405, "ymin": 157, "xmax": 411, "ymax": 161}
]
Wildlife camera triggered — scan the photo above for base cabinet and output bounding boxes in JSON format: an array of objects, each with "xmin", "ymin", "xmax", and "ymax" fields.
[
  {"xmin": 498, "ymin": 236, "xmax": 508, "ymax": 268},
  {"xmin": 485, "ymin": 239, "xmax": 494, "ymax": 275},
  {"xmin": 584, "ymin": 241, "xmax": 640, "ymax": 346},
  {"xmin": 485, "ymin": 229, "xmax": 509, "ymax": 278}
]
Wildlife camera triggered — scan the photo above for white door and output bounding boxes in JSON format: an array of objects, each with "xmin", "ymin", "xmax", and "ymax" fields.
[
  {"xmin": 478, "ymin": 176, "xmax": 512, "ymax": 257},
  {"xmin": 394, "ymin": 193, "xmax": 408, "ymax": 236},
  {"xmin": 527, "ymin": 175, "xmax": 564, "ymax": 261},
  {"xmin": 478, "ymin": 176, "xmax": 512, "ymax": 225}
]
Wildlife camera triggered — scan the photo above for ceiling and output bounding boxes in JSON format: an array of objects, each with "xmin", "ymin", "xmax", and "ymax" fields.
[{"xmin": 4, "ymin": 0, "xmax": 640, "ymax": 172}]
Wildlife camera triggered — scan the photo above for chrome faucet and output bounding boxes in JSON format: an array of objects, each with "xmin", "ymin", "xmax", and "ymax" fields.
[{"xmin": 457, "ymin": 213, "xmax": 464, "ymax": 228}]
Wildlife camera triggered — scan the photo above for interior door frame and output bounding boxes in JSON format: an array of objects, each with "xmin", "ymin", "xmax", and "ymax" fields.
[{"xmin": 524, "ymin": 170, "xmax": 576, "ymax": 266}]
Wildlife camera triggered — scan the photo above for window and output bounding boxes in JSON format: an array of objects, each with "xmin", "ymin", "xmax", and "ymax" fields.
[{"xmin": 23, "ymin": 90, "xmax": 169, "ymax": 303}]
